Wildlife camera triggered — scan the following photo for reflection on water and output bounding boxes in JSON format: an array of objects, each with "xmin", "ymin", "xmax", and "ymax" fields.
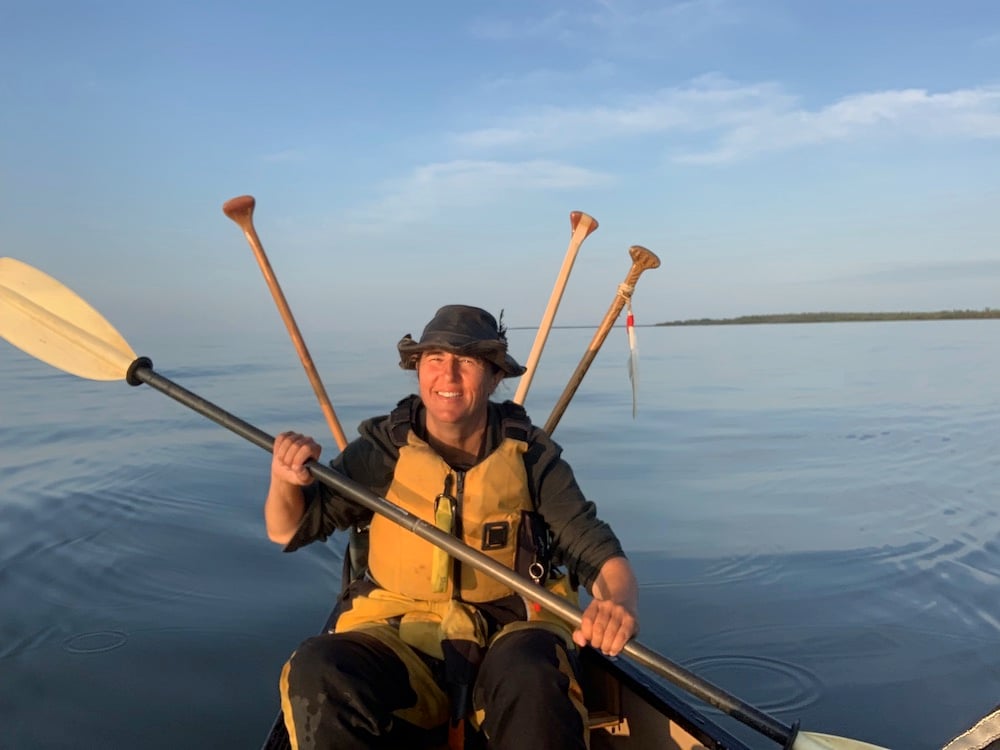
[{"xmin": 2, "ymin": 322, "xmax": 1000, "ymax": 748}]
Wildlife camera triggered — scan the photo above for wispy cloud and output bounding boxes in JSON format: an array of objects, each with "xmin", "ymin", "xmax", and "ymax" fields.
[
  {"xmin": 451, "ymin": 75, "xmax": 1000, "ymax": 163},
  {"xmin": 452, "ymin": 74, "xmax": 792, "ymax": 152},
  {"xmin": 584, "ymin": 0, "xmax": 739, "ymax": 42},
  {"xmin": 345, "ymin": 159, "xmax": 614, "ymax": 226},
  {"xmin": 681, "ymin": 85, "xmax": 1000, "ymax": 163},
  {"xmin": 469, "ymin": 8, "xmax": 574, "ymax": 43},
  {"xmin": 469, "ymin": 0, "xmax": 737, "ymax": 51},
  {"xmin": 480, "ymin": 60, "xmax": 618, "ymax": 94}
]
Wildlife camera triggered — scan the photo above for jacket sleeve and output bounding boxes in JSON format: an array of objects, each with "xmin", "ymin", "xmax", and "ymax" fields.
[
  {"xmin": 282, "ymin": 417, "xmax": 396, "ymax": 552},
  {"xmin": 524, "ymin": 429, "xmax": 626, "ymax": 591}
]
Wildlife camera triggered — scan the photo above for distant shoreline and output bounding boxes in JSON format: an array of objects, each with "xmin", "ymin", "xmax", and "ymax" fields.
[{"xmin": 655, "ymin": 310, "xmax": 1000, "ymax": 326}]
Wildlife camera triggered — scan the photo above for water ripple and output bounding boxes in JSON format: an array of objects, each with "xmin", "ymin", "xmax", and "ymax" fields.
[
  {"xmin": 63, "ymin": 630, "xmax": 130, "ymax": 654},
  {"xmin": 642, "ymin": 554, "xmax": 785, "ymax": 587},
  {"xmin": 681, "ymin": 653, "xmax": 822, "ymax": 714}
]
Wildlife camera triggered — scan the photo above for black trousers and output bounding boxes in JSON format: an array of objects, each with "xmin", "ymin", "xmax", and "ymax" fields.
[{"xmin": 280, "ymin": 627, "xmax": 586, "ymax": 750}]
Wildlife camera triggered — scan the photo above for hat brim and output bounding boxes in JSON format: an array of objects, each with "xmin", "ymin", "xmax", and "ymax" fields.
[{"xmin": 397, "ymin": 336, "xmax": 525, "ymax": 378}]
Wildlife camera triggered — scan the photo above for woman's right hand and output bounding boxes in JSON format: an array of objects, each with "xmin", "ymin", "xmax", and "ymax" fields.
[{"xmin": 271, "ymin": 431, "xmax": 322, "ymax": 486}]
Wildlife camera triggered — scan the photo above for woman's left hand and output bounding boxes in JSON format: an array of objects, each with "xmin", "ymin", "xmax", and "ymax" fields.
[
  {"xmin": 574, "ymin": 597, "xmax": 638, "ymax": 656},
  {"xmin": 573, "ymin": 556, "xmax": 640, "ymax": 656}
]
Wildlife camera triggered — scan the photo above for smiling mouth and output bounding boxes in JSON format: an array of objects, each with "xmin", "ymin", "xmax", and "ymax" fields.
[{"xmin": 436, "ymin": 391, "xmax": 461, "ymax": 398}]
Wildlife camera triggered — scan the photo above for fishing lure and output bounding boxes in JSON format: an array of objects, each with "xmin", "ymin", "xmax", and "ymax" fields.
[{"xmin": 626, "ymin": 300, "xmax": 638, "ymax": 418}]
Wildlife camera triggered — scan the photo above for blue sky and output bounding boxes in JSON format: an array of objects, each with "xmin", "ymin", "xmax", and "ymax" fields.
[{"xmin": 2, "ymin": 0, "xmax": 999, "ymax": 340}]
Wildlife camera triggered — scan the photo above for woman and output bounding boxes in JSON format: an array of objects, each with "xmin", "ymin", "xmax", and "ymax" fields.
[{"xmin": 265, "ymin": 304, "xmax": 639, "ymax": 749}]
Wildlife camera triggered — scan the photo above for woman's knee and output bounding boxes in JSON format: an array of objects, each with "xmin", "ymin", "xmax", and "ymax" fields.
[
  {"xmin": 474, "ymin": 629, "xmax": 586, "ymax": 749},
  {"xmin": 285, "ymin": 631, "xmax": 411, "ymax": 699},
  {"xmin": 478, "ymin": 628, "xmax": 578, "ymax": 698}
]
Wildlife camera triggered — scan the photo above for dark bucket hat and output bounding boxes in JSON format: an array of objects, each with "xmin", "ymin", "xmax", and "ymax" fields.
[{"xmin": 397, "ymin": 305, "xmax": 526, "ymax": 378}]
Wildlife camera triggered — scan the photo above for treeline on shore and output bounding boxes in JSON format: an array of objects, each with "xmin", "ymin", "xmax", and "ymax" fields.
[{"xmin": 657, "ymin": 309, "xmax": 1000, "ymax": 326}]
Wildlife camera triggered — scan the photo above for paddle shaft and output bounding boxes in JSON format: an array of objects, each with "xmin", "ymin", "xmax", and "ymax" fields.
[
  {"xmin": 124, "ymin": 357, "xmax": 795, "ymax": 747},
  {"xmin": 222, "ymin": 196, "xmax": 348, "ymax": 451},
  {"xmin": 544, "ymin": 245, "xmax": 660, "ymax": 435},
  {"xmin": 513, "ymin": 211, "xmax": 597, "ymax": 406}
]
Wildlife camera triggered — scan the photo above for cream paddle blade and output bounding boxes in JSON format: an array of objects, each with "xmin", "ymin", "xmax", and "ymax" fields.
[
  {"xmin": 0, "ymin": 257, "xmax": 136, "ymax": 380},
  {"xmin": 794, "ymin": 732, "xmax": 893, "ymax": 750}
]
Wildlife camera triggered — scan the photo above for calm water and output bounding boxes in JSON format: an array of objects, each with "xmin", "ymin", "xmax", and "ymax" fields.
[{"xmin": 2, "ymin": 321, "xmax": 999, "ymax": 749}]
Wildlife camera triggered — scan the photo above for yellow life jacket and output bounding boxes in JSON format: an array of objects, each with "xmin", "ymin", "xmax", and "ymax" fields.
[{"xmin": 367, "ymin": 413, "xmax": 532, "ymax": 603}]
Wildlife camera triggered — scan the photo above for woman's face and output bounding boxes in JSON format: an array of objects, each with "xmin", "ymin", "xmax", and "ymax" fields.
[{"xmin": 416, "ymin": 350, "xmax": 502, "ymax": 435}]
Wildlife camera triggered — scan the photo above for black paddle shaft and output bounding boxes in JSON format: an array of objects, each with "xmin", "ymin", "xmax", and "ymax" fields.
[{"xmin": 124, "ymin": 357, "xmax": 798, "ymax": 748}]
